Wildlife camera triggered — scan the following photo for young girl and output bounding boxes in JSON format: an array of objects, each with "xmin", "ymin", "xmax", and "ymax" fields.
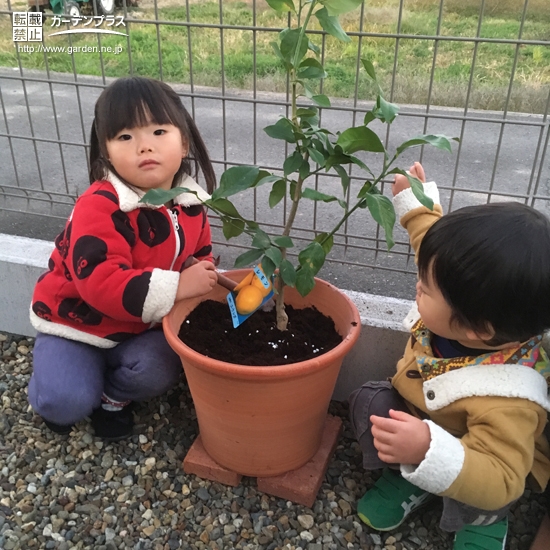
[{"xmin": 28, "ymin": 76, "xmax": 219, "ymax": 441}]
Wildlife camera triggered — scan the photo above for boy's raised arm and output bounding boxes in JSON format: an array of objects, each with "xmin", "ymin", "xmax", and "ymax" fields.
[{"xmin": 392, "ymin": 162, "xmax": 443, "ymax": 259}]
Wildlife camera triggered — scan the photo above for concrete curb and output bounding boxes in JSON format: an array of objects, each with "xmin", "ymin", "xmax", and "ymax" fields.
[{"xmin": 0, "ymin": 233, "xmax": 412, "ymax": 401}]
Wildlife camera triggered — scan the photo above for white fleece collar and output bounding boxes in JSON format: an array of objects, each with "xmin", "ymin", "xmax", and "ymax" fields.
[
  {"xmin": 422, "ymin": 364, "xmax": 550, "ymax": 412},
  {"xmin": 106, "ymin": 171, "xmax": 211, "ymax": 212}
]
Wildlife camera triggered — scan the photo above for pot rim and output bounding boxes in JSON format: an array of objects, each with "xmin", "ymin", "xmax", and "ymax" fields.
[{"xmin": 163, "ymin": 276, "xmax": 361, "ymax": 379}]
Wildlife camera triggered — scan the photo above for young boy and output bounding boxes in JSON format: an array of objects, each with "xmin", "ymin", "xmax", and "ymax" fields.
[{"xmin": 349, "ymin": 163, "xmax": 550, "ymax": 549}]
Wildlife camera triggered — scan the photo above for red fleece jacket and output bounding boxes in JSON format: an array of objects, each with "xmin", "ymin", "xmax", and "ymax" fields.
[{"xmin": 30, "ymin": 173, "xmax": 213, "ymax": 348}]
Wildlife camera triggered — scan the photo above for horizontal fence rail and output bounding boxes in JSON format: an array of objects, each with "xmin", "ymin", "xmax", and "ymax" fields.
[{"xmin": 0, "ymin": 0, "xmax": 549, "ymax": 297}]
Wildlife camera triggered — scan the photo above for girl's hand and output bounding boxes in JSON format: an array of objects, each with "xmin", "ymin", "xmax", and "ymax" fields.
[
  {"xmin": 370, "ymin": 409, "xmax": 431, "ymax": 465},
  {"xmin": 176, "ymin": 260, "xmax": 218, "ymax": 301},
  {"xmin": 392, "ymin": 162, "xmax": 426, "ymax": 196}
]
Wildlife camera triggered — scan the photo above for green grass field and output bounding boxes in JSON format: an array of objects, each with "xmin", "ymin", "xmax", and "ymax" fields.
[{"xmin": 2, "ymin": 0, "xmax": 549, "ymax": 113}]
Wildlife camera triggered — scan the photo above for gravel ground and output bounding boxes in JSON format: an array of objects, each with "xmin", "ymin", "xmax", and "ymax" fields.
[{"xmin": 0, "ymin": 331, "xmax": 548, "ymax": 550}]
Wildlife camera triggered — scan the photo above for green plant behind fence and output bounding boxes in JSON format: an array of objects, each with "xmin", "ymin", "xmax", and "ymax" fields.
[
  {"xmin": 1, "ymin": 0, "xmax": 548, "ymax": 112},
  {"xmin": 141, "ymin": 0, "xmax": 457, "ymax": 331}
]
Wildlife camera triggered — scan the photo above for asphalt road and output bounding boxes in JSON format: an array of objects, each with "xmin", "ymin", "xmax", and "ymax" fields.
[{"xmin": 1, "ymin": 68, "xmax": 548, "ymax": 299}]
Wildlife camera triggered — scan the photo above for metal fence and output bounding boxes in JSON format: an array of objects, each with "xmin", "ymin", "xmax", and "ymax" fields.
[{"xmin": 0, "ymin": 0, "xmax": 549, "ymax": 297}]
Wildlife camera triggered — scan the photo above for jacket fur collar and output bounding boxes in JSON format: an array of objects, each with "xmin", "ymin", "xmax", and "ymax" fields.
[
  {"xmin": 106, "ymin": 171, "xmax": 211, "ymax": 212},
  {"xmin": 406, "ymin": 318, "xmax": 550, "ymax": 412}
]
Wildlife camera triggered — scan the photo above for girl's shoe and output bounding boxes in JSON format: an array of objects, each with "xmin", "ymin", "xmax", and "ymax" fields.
[
  {"xmin": 43, "ymin": 419, "xmax": 73, "ymax": 435},
  {"xmin": 453, "ymin": 517, "xmax": 508, "ymax": 550},
  {"xmin": 90, "ymin": 404, "xmax": 134, "ymax": 441},
  {"xmin": 357, "ymin": 468, "xmax": 433, "ymax": 531}
]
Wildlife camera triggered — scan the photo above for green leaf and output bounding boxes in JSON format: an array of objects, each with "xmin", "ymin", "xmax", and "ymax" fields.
[
  {"xmin": 312, "ymin": 94, "xmax": 331, "ymax": 107},
  {"xmin": 140, "ymin": 187, "xmax": 187, "ymax": 206},
  {"xmin": 325, "ymin": 152, "xmax": 352, "ymax": 171},
  {"xmin": 298, "ymin": 242, "xmax": 326, "ymax": 275},
  {"xmin": 264, "ymin": 117, "xmax": 296, "ymax": 143},
  {"xmin": 272, "ymin": 235, "xmax": 294, "ymax": 248},
  {"xmin": 208, "ymin": 197, "xmax": 243, "ymax": 219},
  {"xmin": 408, "ymin": 174, "xmax": 434, "ymax": 210},
  {"xmin": 357, "ymin": 180, "xmax": 373, "ymax": 199},
  {"xmin": 396, "ymin": 134, "xmax": 457, "ymax": 155},
  {"xmin": 289, "ymin": 180, "xmax": 297, "ymax": 200},
  {"xmin": 365, "ymin": 189, "xmax": 396, "ymax": 250},
  {"xmin": 234, "ymin": 248, "xmax": 264, "ymax": 268},
  {"xmin": 389, "ymin": 168, "xmax": 435, "ymax": 210},
  {"xmin": 361, "ymin": 58, "xmax": 377, "ymax": 81},
  {"xmin": 308, "ymin": 39, "xmax": 321, "ymax": 55},
  {"xmin": 280, "ymin": 28, "xmax": 308, "ymax": 66},
  {"xmin": 265, "ymin": 0, "xmax": 294, "ymax": 12},
  {"xmin": 254, "ymin": 173, "xmax": 282, "ymax": 188},
  {"xmin": 245, "ymin": 220, "xmax": 259, "ymax": 231},
  {"xmin": 299, "ymin": 111, "xmax": 319, "ymax": 129},
  {"xmin": 215, "ymin": 166, "xmax": 260, "ymax": 198},
  {"xmin": 314, "ymin": 232, "xmax": 334, "ymax": 255},
  {"xmin": 333, "ymin": 164, "xmax": 350, "ymax": 196},
  {"xmin": 315, "ymin": 6, "xmax": 351, "ymax": 42},
  {"xmin": 297, "ymin": 58, "xmax": 327, "ymax": 80},
  {"xmin": 302, "ymin": 82, "xmax": 314, "ymax": 99},
  {"xmin": 252, "ymin": 228, "xmax": 272, "ymax": 250},
  {"xmin": 320, "ymin": 0, "xmax": 363, "ymax": 17},
  {"xmin": 319, "ymin": 132, "xmax": 334, "ymax": 155},
  {"xmin": 295, "ymin": 268, "xmax": 316, "ymax": 296},
  {"xmin": 302, "ymin": 188, "xmax": 339, "ymax": 204},
  {"xmin": 311, "ymin": 137, "xmax": 328, "ymax": 153},
  {"xmin": 337, "ymin": 126, "xmax": 386, "ymax": 154},
  {"xmin": 298, "ymin": 107, "xmax": 319, "ymax": 128},
  {"xmin": 284, "ymin": 151, "xmax": 304, "ymax": 176},
  {"xmin": 269, "ymin": 179, "xmax": 286, "ymax": 208},
  {"xmin": 308, "ymin": 146, "xmax": 326, "ymax": 166},
  {"xmin": 264, "ymin": 246, "xmax": 283, "ymax": 268},
  {"xmin": 364, "ymin": 111, "xmax": 375, "ymax": 126},
  {"xmin": 375, "ymin": 95, "xmax": 399, "ymax": 123},
  {"xmin": 279, "ymin": 259, "xmax": 297, "ymax": 287},
  {"xmin": 302, "ymin": 187, "xmax": 348, "ymax": 211},
  {"xmin": 299, "ymin": 159, "xmax": 310, "ymax": 180},
  {"xmin": 271, "ymin": 41, "xmax": 291, "ymax": 69},
  {"xmin": 260, "ymin": 255, "xmax": 276, "ymax": 281},
  {"xmin": 221, "ymin": 217, "xmax": 245, "ymax": 239},
  {"xmin": 349, "ymin": 155, "xmax": 373, "ymax": 176},
  {"xmin": 296, "ymin": 107, "xmax": 318, "ymax": 118}
]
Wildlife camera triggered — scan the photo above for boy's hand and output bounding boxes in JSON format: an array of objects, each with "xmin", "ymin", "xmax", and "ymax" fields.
[
  {"xmin": 371, "ymin": 409, "xmax": 431, "ymax": 465},
  {"xmin": 176, "ymin": 260, "xmax": 218, "ymax": 301},
  {"xmin": 392, "ymin": 162, "xmax": 426, "ymax": 197}
]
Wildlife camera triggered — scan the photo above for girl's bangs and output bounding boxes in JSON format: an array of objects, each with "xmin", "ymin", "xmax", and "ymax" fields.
[{"xmin": 100, "ymin": 81, "xmax": 180, "ymax": 139}]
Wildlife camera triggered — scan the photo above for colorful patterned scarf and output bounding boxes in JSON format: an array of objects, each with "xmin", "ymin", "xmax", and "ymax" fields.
[{"xmin": 410, "ymin": 320, "xmax": 550, "ymax": 384}]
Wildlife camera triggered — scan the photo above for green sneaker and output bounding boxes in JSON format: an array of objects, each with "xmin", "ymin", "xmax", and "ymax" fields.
[
  {"xmin": 453, "ymin": 517, "xmax": 508, "ymax": 550},
  {"xmin": 357, "ymin": 468, "xmax": 432, "ymax": 531}
]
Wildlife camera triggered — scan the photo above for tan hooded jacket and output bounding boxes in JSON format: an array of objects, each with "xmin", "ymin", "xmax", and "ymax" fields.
[{"xmin": 391, "ymin": 182, "xmax": 550, "ymax": 511}]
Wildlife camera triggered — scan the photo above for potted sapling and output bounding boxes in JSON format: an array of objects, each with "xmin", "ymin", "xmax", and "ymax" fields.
[{"xmin": 142, "ymin": 0, "xmax": 456, "ymax": 478}]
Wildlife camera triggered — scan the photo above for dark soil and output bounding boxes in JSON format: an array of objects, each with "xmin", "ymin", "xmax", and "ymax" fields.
[{"xmin": 177, "ymin": 299, "xmax": 343, "ymax": 366}]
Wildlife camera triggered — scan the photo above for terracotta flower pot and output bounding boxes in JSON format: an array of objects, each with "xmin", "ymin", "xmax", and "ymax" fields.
[{"xmin": 163, "ymin": 270, "xmax": 361, "ymax": 477}]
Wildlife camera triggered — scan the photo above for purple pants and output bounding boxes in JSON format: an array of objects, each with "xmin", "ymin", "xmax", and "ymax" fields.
[{"xmin": 28, "ymin": 329, "xmax": 182, "ymax": 425}]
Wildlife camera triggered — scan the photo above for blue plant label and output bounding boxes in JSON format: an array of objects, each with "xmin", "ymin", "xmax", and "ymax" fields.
[
  {"xmin": 226, "ymin": 266, "xmax": 275, "ymax": 329},
  {"xmin": 253, "ymin": 266, "xmax": 271, "ymax": 289},
  {"xmin": 227, "ymin": 292, "xmax": 240, "ymax": 328}
]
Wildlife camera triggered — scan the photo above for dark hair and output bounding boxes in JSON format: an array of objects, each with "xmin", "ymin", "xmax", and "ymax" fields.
[
  {"xmin": 418, "ymin": 202, "xmax": 550, "ymax": 346},
  {"xmin": 89, "ymin": 77, "xmax": 216, "ymax": 193}
]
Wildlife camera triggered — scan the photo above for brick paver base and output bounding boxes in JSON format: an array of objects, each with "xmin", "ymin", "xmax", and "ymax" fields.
[{"xmin": 183, "ymin": 414, "xmax": 342, "ymax": 508}]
